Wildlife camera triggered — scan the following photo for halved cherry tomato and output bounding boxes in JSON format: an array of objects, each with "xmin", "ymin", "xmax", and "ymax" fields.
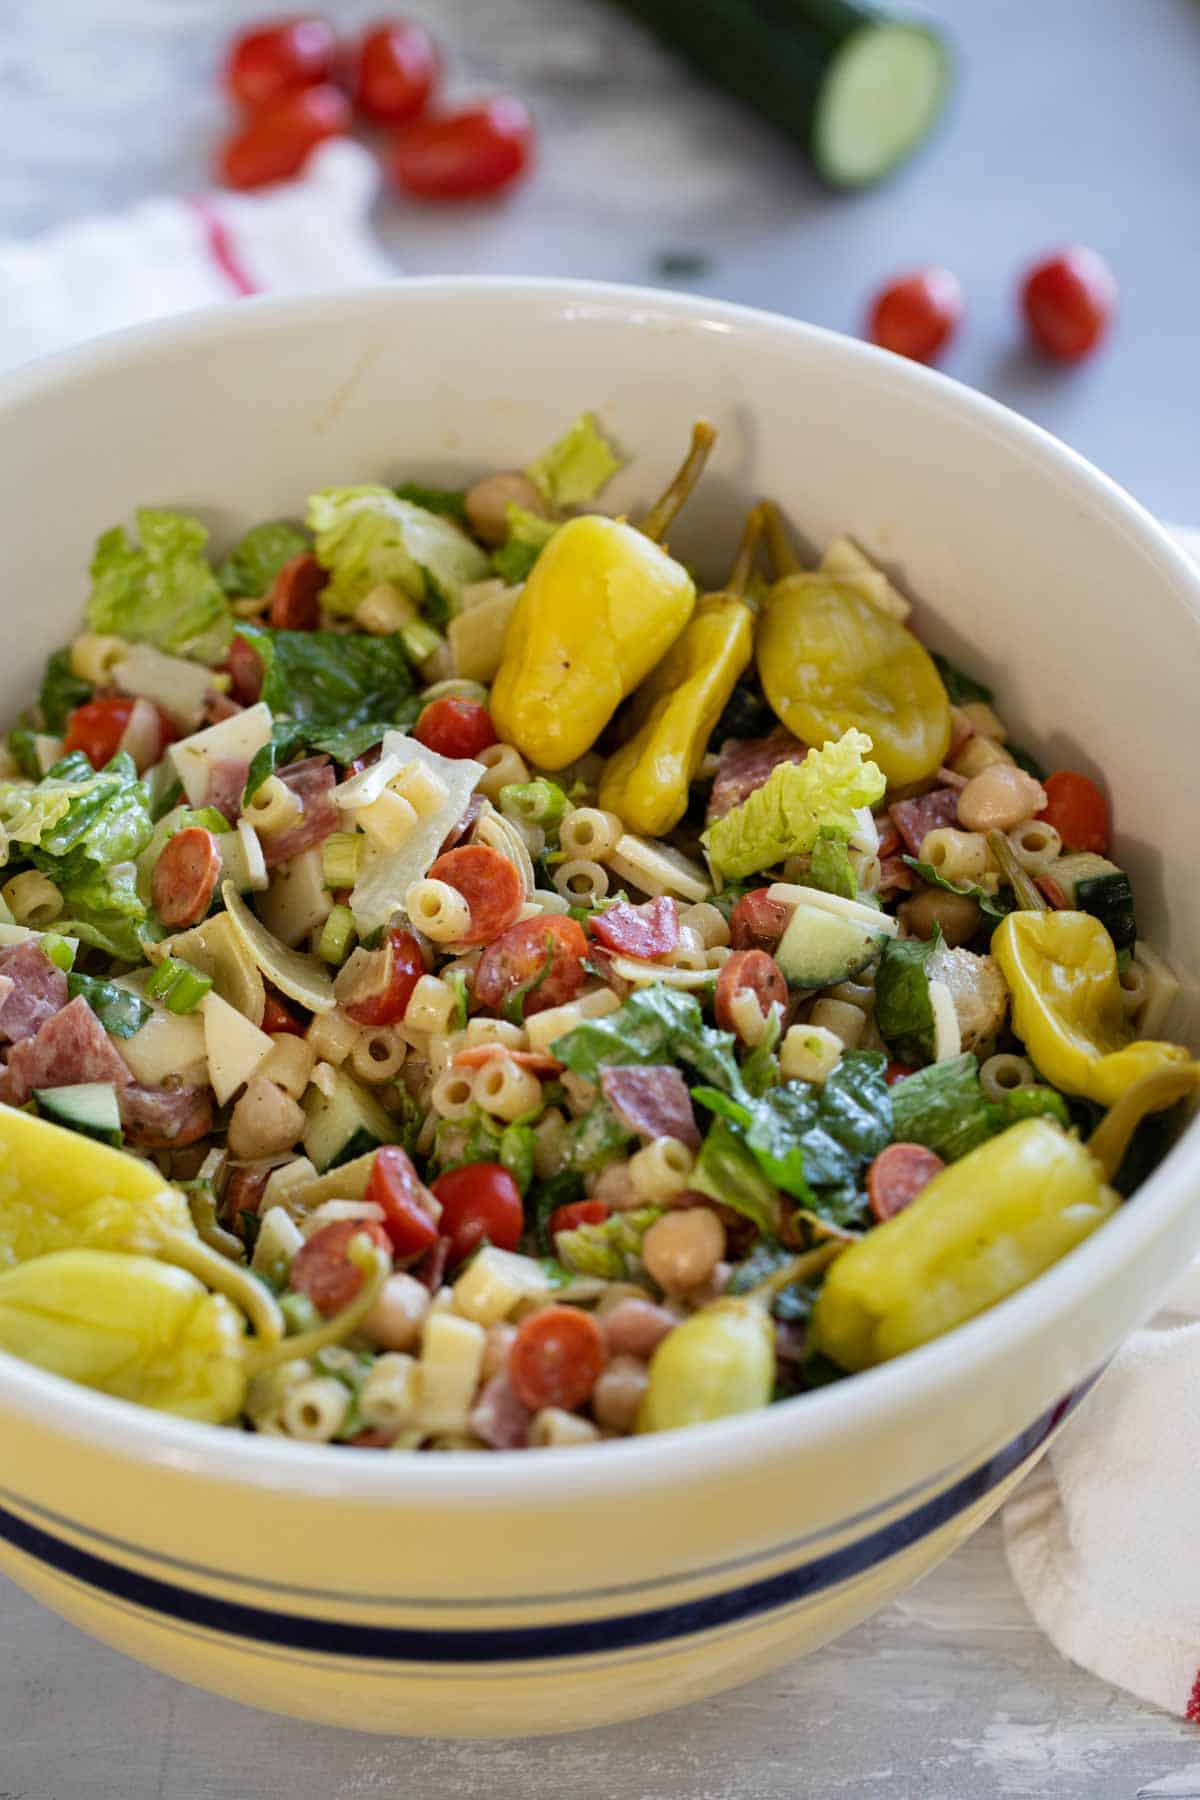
[
  {"xmin": 1021, "ymin": 248, "xmax": 1116, "ymax": 363},
  {"xmin": 227, "ymin": 634, "xmax": 265, "ymax": 704},
  {"xmin": 414, "ymin": 696, "xmax": 497, "ymax": 760},
  {"xmin": 288, "ymin": 1218, "xmax": 392, "ymax": 1316},
  {"xmin": 218, "ymin": 82, "xmax": 350, "ymax": 190},
  {"xmin": 387, "ymin": 98, "xmax": 534, "ymax": 201},
  {"xmin": 472, "ymin": 915, "xmax": 588, "ymax": 1017},
  {"xmin": 508, "ymin": 1305, "xmax": 606, "ymax": 1412},
  {"xmin": 151, "ymin": 826, "xmax": 223, "ymax": 929},
  {"xmin": 223, "ymin": 15, "xmax": 337, "ymax": 112},
  {"xmin": 353, "ymin": 18, "xmax": 439, "ymax": 125},
  {"xmin": 867, "ymin": 1142, "xmax": 945, "ymax": 1222},
  {"xmin": 729, "ymin": 888, "xmax": 790, "ymax": 954},
  {"xmin": 547, "ymin": 1199, "xmax": 608, "ymax": 1240},
  {"xmin": 341, "ymin": 926, "xmax": 426, "ymax": 1026},
  {"xmin": 64, "ymin": 697, "xmax": 134, "ymax": 768},
  {"xmin": 262, "ymin": 988, "xmax": 305, "ymax": 1035},
  {"xmin": 267, "ymin": 551, "xmax": 326, "ymax": 629},
  {"xmin": 366, "ymin": 1146, "xmax": 440, "ymax": 1257},
  {"xmin": 867, "ymin": 267, "xmax": 964, "ymax": 364},
  {"xmin": 430, "ymin": 1162, "xmax": 524, "ymax": 1267},
  {"xmin": 425, "ymin": 844, "xmax": 523, "ymax": 944},
  {"xmin": 884, "ymin": 1061, "xmax": 915, "ymax": 1086},
  {"xmin": 714, "ymin": 949, "xmax": 788, "ymax": 1037},
  {"xmin": 1038, "ymin": 769, "xmax": 1109, "ymax": 854},
  {"xmin": 589, "ymin": 897, "xmax": 679, "ymax": 961}
]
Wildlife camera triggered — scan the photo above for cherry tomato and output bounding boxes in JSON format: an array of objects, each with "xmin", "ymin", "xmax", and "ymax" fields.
[
  {"xmin": 262, "ymin": 988, "xmax": 305, "ymax": 1035},
  {"xmin": 430, "ymin": 1162, "xmax": 524, "ymax": 1267},
  {"xmin": 867, "ymin": 1142, "xmax": 945, "ymax": 1222},
  {"xmin": 288, "ymin": 1218, "xmax": 392, "ymax": 1316},
  {"xmin": 425, "ymin": 844, "xmax": 523, "ymax": 944},
  {"xmin": 223, "ymin": 15, "xmax": 338, "ymax": 112},
  {"xmin": 472, "ymin": 915, "xmax": 589, "ymax": 1016},
  {"xmin": 413, "ymin": 696, "xmax": 498, "ymax": 760},
  {"xmin": 387, "ymin": 98, "xmax": 534, "ymax": 201},
  {"xmin": 218, "ymin": 83, "xmax": 350, "ymax": 191},
  {"xmin": 366, "ymin": 1146, "xmax": 440, "ymax": 1257},
  {"xmin": 728, "ymin": 888, "xmax": 790, "ymax": 954},
  {"xmin": 151, "ymin": 826, "xmax": 223, "ymax": 929},
  {"xmin": 714, "ymin": 949, "xmax": 788, "ymax": 1037},
  {"xmin": 341, "ymin": 926, "xmax": 426, "ymax": 1026},
  {"xmin": 267, "ymin": 552, "xmax": 326, "ymax": 629},
  {"xmin": 1038, "ymin": 769, "xmax": 1110, "ymax": 854},
  {"xmin": 547, "ymin": 1199, "xmax": 608, "ymax": 1240},
  {"xmin": 353, "ymin": 18, "xmax": 439, "ymax": 125},
  {"xmin": 508, "ymin": 1304, "xmax": 606, "ymax": 1412},
  {"xmin": 589, "ymin": 896, "xmax": 679, "ymax": 961},
  {"xmin": 227, "ymin": 634, "xmax": 265, "ymax": 704},
  {"xmin": 867, "ymin": 267, "xmax": 963, "ymax": 364},
  {"xmin": 1021, "ymin": 247, "xmax": 1116, "ymax": 363},
  {"xmin": 64, "ymin": 697, "xmax": 134, "ymax": 768},
  {"xmin": 884, "ymin": 1061, "xmax": 915, "ymax": 1086}
]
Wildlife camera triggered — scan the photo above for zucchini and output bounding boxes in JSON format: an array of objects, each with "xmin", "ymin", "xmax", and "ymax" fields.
[
  {"xmin": 1053, "ymin": 854, "xmax": 1137, "ymax": 951},
  {"xmin": 608, "ymin": 0, "xmax": 952, "ymax": 188},
  {"xmin": 302, "ymin": 1067, "xmax": 400, "ymax": 1174},
  {"xmin": 34, "ymin": 1082, "xmax": 123, "ymax": 1147}
]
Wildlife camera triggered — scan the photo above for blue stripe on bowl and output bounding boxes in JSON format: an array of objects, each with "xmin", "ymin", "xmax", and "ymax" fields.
[{"xmin": 0, "ymin": 1380, "xmax": 1093, "ymax": 1664}]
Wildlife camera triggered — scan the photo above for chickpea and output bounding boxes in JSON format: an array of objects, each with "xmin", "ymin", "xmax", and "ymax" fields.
[
  {"xmin": 949, "ymin": 734, "xmax": 1014, "ymax": 778},
  {"xmin": 464, "ymin": 471, "xmax": 548, "ymax": 548},
  {"xmin": 591, "ymin": 1355, "xmax": 650, "ymax": 1434},
  {"xmin": 363, "ymin": 1272, "xmax": 430, "ymax": 1353},
  {"xmin": 957, "ymin": 763, "xmax": 1047, "ymax": 834},
  {"xmin": 641, "ymin": 1208, "xmax": 727, "ymax": 1297},
  {"xmin": 899, "ymin": 885, "xmax": 982, "ymax": 947},
  {"xmin": 601, "ymin": 1296, "xmax": 679, "ymax": 1358},
  {"xmin": 226, "ymin": 1076, "xmax": 306, "ymax": 1160},
  {"xmin": 959, "ymin": 699, "xmax": 1008, "ymax": 742}
]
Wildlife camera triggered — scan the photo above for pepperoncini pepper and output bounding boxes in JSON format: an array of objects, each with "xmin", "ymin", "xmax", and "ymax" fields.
[
  {"xmin": 489, "ymin": 422, "xmax": 716, "ymax": 770},
  {"xmin": 754, "ymin": 502, "xmax": 951, "ymax": 788},
  {"xmin": 598, "ymin": 505, "xmax": 764, "ymax": 835},
  {"xmin": 811, "ymin": 1063, "xmax": 1200, "ymax": 1373},
  {"xmin": 992, "ymin": 910, "xmax": 1189, "ymax": 1105},
  {"xmin": 0, "ymin": 1104, "xmax": 283, "ymax": 1344}
]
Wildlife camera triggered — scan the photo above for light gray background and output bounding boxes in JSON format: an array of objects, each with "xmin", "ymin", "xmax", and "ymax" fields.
[{"xmin": 2, "ymin": 1, "xmax": 1200, "ymax": 1794}]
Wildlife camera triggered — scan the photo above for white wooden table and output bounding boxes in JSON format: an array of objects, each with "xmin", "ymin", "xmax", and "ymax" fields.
[{"xmin": 3, "ymin": 0, "xmax": 1200, "ymax": 1791}]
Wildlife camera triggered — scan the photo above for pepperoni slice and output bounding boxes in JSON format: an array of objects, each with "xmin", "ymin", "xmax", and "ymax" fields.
[
  {"xmin": 714, "ymin": 949, "xmax": 788, "ymax": 1036},
  {"xmin": 867, "ymin": 1143, "xmax": 945, "ymax": 1223},
  {"xmin": 452, "ymin": 1045, "xmax": 564, "ymax": 1075},
  {"xmin": 472, "ymin": 915, "xmax": 588, "ymax": 1017},
  {"xmin": 589, "ymin": 896, "xmax": 679, "ymax": 961},
  {"xmin": 151, "ymin": 826, "xmax": 223, "ymax": 928},
  {"xmin": 227, "ymin": 634, "xmax": 264, "ymax": 705},
  {"xmin": 267, "ymin": 552, "xmax": 327, "ymax": 630},
  {"xmin": 426, "ymin": 845, "xmax": 524, "ymax": 945},
  {"xmin": 729, "ymin": 888, "xmax": 790, "ymax": 954},
  {"xmin": 224, "ymin": 1165, "xmax": 271, "ymax": 1229},
  {"xmin": 288, "ymin": 1218, "xmax": 392, "ymax": 1317},
  {"xmin": 508, "ymin": 1305, "xmax": 607, "ymax": 1412}
]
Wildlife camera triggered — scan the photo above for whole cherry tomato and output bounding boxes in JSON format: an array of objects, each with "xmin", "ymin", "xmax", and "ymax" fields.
[
  {"xmin": 387, "ymin": 98, "xmax": 534, "ymax": 201},
  {"xmin": 353, "ymin": 18, "xmax": 439, "ymax": 125},
  {"xmin": 223, "ymin": 16, "xmax": 338, "ymax": 112},
  {"xmin": 413, "ymin": 696, "xmax": 498, "ymax": 759},
  {"xmin": 218, "ymin": 83, "xmax": 350, "ymax": 190},
  {"xmin": 430, "ymin": 1162, "xmax": 524, "ymax": 1267},
  {"xmin": 1021, "ymin": 247, "xmax": 1116, "ymax": 362},
  {"xmin": 867, "ymin": 267, "xmax": 964, "ymax": 364}
]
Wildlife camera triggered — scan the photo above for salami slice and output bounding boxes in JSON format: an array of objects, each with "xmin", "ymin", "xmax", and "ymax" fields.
[
  {"xmin": 261, "ymin": 755, "xmax": 339, "ymax": 869},
  {"xmin": 0, "ymin": 995, "xmax": 132, "ymax": 1105},
  {"xmin": 878, "ymin": 855, "xmax": 918, "ymax": 898},
  {"xmin": 119, "ymin": 1082, "xmax": 214, "ymax": 1150},
  {"xmin": 206, "ymin": 755, "xmax": 251, "ymax": 823},
  {"xmin": 437, "ymin": 793, "xmax": 485, "ymax": 855},
  {"xmin": 600, "ymin": 1065, "xmax": 700, "ymax": 1150},
  {"xmin": 469, "ymin": 1372, "xmax": 531, "ymax": 1450},
  {"xmin": 706, "ymin": 728, "xmax": 808, "ymax": 824},
  {"xmin": 589, "ymin": 896, "xmax": 679, "ymax": 961},
  {"xmin": 0, "ymin": 941, "xmax": 68, "ymax": 1045},
  {"xmin": 888, "ymin": 787, "xmax": 960, "ymax": 856}
]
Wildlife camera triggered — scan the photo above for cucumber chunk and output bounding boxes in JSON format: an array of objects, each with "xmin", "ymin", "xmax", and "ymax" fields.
[
  {"xmin": 302, "ymin": 1067, "xmax": 399, "ymax": 1174},
  {"xmin": 34, "ymin": 1082, "xmax": 123, "ymax": 1147}
]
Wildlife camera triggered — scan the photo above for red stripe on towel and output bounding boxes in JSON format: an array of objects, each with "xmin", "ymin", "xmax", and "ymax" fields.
[
  {"xmin": 1186, "ymin": 1668, "xmax": 1200, "ymax": 1723},
  {"xmin": 185, "ymin": 197, "xmax": 259, "ymax": 297}
]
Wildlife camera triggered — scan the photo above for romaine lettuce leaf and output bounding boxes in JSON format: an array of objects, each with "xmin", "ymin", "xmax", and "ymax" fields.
[
  {"xmin": 555, "ymin": 1206, "xmax": 662, "ymax": 1279},
  {"xmin": 702, "ymin": 729, "xmax": 887, "ymax": 881},
  {"xmin": 689, "ymin": 1117, "xmax": 782, "ymax": 1234},
  {"xmin": 526, "ymin": 412, "xmax": 623, "ymax": 508},
  {"xmin": 394, "ymin": 481, "xmax": 468, "ymax": 521},
  {"xmin": 930, "ymin": 652, "xmax": 993, "ymax": 707},
  {"xmin": 902, "ymin": 856, "xmax": 1013, "ymax": 927},
  {"xmin": 0, "ymin": 752, "xmax": 154, "ymax": 885},
  {"xmin": 551, "ymin": 983, "xmax": 743, "ymax": 1096},
  {"xmin": 58, "ymin": 860, "xmax": 152, "ymax": 962},
  {"xmin": 216, "ymin": 520, "xmax": 309, "ymax": 597},
  {"xmin": 87, "ymin": 509, "xmax": 232, "ymax": 664},
  {"xmin": 307, "ymin": 485, "xmax": 489, "ymax": 617},
  {"xmin": 563, "ymin": 1099, "xmax": 632, "ymax": 1173},
  {"xmin": 66, "ymin": 971, "xmax": 151, "ymax": 1038},
  {"xmin": 874, "ymin": 929, "xmax": 941, "ymax": 1066},
  {"xmin": 491, "ymin": 506, "xmax": 559, "ymax": 585},
  {"xmin": 888, "ymin": 1053, "xmax": 992, "ymax": 1161},
  {"xmin": 807, "ymin": 826, "xmax": 857, "ymax": 900},
  {"xmin": 38, "ymin": 648, "xmax": 92, "ymax": 734}
]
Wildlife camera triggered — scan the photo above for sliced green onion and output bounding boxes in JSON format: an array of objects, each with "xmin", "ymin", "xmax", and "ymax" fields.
[
  {"xmin": 146, "ymin": 955, "xmax": 213, "ymax": 1013},
  {"xmin": 280, "ymin": 1291, "xmax": 322, "ymax": 1336},
  {"xmin": 318, "ymin": 904, "xmax": 358, "ymax": 966},
  {"xmin": 499, "ymin": 778, "xmax": 569, "ymax": 829},
  {"xmin": 322, "ymin": 832, "xmax": 363, "ymax": 890},
  {"xmin": 986, "ymin": 829, "xmax": 1048, "ymax": 913},
  {"xmin": 40, "ymin": 932, "xmax": 77, "ymax": 972}
]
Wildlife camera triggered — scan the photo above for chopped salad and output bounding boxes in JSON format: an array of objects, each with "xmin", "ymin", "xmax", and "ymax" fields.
[{"xmin": 0, "ymin": 414, "xmax": 1193, "ymax": 1450}]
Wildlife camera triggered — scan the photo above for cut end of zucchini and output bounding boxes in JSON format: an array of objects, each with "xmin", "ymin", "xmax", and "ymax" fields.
[{"xmin": 813, "ymin": 22, "xmax": 951, "ymax": 189}]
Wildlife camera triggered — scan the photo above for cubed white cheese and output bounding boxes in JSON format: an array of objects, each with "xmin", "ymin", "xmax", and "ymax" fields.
[{"xmin": 169, "ymin": 702, "xmax": 272, "ymax": 807}]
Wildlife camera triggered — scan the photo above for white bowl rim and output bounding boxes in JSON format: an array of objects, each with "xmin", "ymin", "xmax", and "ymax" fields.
[{"xmin": 1, "ymin": 274, "xmax": 1199, "ymax": 1505}]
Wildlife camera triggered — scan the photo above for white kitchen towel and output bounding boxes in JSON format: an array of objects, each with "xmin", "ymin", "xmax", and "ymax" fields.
[
  {"xmin": 0, "ymin": 140, "xmax": 393, "ymax": 373},
  {"xmin": 1004, "ymin": 524, "xmax": 1200, "ymax": 1722}
]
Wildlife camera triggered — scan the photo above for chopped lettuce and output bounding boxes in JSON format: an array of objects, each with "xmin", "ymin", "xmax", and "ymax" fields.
[
  {"xmin": 888, "ymin": 1053, "xmax": 992, "ymax": 1161},
  {"xmin": 551, "ymin": 983, "xmax": 743, "ymax": 1097},
  {"xmin": 436, "ymin": 1107, "xmax": 537, "ymax": 1194},
  {"xmin": 87, "ymin": 509, "xmax": 232, "ymax": 664},
  {"xmin": 394, "ymin": 481, "xmax": 468, "ymax": 521},
  {"xmin": 66, "ymin": 971, "xmax": 151, "ymax": 1038},
  {"xmin": 38, "ymin": 649, "xmax": 92, "ymax": 734},
  {"xmin": 307, "ymin": 486, "xmax": 489, "ymax": 618},
  {"xmin": 702, "ymin": 729, "xmax": 887, "ymax": 881},
  {"xmin": 903, "ymin": 857, "xmax": 1012, "ymax": 927},
  {"xmin": 58, "ymin": 861, "xmax": 153, "ymax": 962},
  {"xmin": 727, "ymin": 1236, "xmax": 825, "ymax": 1323},
  {"xmin": 3, "ymin": 752, "xmax": 154, "ymax": 876},
  {"xmin": 216, "ymin": 520, "xmax": 309, "ymax": 597},
  {"xmin": 491, "ymin": 506, "xmax": 559, "ymax": 585},
  {"xmin": 555, "ymin": 1206, "xmax": 663, "ymax": 1280},
  {"xmin": 873, "ymin": 929, "xmax": 941, "ymax": 1066},
  {"xmin": 930, "ymin": 652, "xmax": 993, "ymax": 707},
  {"xmin": 689, "ymin": 1117, "xmax": 782, "ymax": 1234},
  {"xmin": 563, "ymin": 1099, "xmax": 633, "ymax": 1173},
  {"xmin": 808, "ymin": 827, "xmax": 857, "ymax": 901},
  {"xmin": 526, "ymin": 412, "xmax": 623, "ymax": 509}
]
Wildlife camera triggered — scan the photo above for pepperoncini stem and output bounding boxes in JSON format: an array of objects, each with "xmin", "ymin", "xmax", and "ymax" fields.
[
  {"xmin": 1088, "ymin": 1062, "xmax": 1200, "ymax": 1182},
  {"xmin": 164, "ymin": 1233, "xmax": 285, "ymax": 1348},
  {"xmin": 760, "ymin": 499, "xmax": 802, "ymax": 578},
  {"xmin": 723, "ymin": 502, "xmax": 765, "ymax": 599},
  {"xmin": 986, "ymin": 829, "xmax": 1048, "ymax": 912},
  {"xmin": 638, "ymin": 419, "xmax": 717, "ymax": 544},
  {"xmin": 246, "ymin": 1242, "xmax": 390, "ymax": 1376}
]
